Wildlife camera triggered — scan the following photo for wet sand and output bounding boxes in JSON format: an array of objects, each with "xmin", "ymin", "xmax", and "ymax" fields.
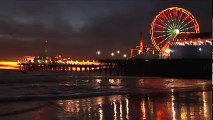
[{"xmin": 0, "ymin": 76, "xmax": 211, "ymax": 120}]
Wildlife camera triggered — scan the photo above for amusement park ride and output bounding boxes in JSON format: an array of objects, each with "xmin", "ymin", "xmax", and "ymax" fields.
[{"xmin": 131, "ymin": 7, "xmax": 211, "ymax": 59}]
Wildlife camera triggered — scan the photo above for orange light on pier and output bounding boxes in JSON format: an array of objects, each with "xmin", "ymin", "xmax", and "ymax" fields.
[{"xmin": 0, "ymin": 61, "xmax": 19, "ymax": 70}]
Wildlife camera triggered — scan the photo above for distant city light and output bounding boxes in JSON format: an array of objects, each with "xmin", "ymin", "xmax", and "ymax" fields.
[
  {"xmin": 123, "ymin": 54, "xmax": 127, "ymax": 58},
  {"xmin": 199, "ymin": 48, "xmax": 202, "ymax": 51}
]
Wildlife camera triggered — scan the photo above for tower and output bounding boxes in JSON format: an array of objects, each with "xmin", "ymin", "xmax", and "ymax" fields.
[
  {"xmin": 44, "ymin": 40, "xmax": 48, "ymax": 57},
  {"xmin": 139, "ymin": 32, "xmax": 144, "ymax": 54}
]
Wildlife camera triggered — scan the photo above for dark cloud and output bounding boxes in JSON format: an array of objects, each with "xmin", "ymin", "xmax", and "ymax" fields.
[{"xmin": 0, "ymin": 0, "xmax": 211, "ymax": 60}]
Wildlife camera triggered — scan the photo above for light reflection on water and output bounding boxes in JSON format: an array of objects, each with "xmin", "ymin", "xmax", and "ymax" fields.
[
  {"xmin": 0, "ymin": 77, "xmax": 211, "ymax": 120},
  {"xmin": 55, "ymin": 91, "xmax": 211, "ymax": 120}
]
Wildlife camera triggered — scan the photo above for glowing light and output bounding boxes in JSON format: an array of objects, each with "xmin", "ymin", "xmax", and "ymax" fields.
[
  {"xmin": 77, "ymin": 67, "xmax": 80, "ymax": 71},
  {"xmin": 117, "ymin": 50, "xmax": 120, "ymax": 54},
  {"xmin": 165, "ymin": 49, "xmax": 171, "ymax": 53},
  {"xmin": 113, "ymin": 101, "xmax": 117, "ymax": 120},
  {"xmin": 96, "ymin": 79, "xmax": 102, "ymax": 84},
  {"xmin": 141, "ymin": 100, "xmax": 147, "ymax": 119},
  {"xmin": 198, "ymin": 48, "xmax": 202, "ymax": 51},
  {"xmin": 150, "ymin": 7, "xmax": 200, "ymax": 51},
  {"xmin": 45, "ymin": 60, "xmax": 48, "ymax": 63},
  {"xmin": 123, "ymin": 54, "xmax": 127, "ymax": 58},
  {"xmin": 171, "ymin": 94, "xmax": 177, "ymax": 120},
  {"xmin": 119, "ymin": 101, "xmax": 123, "ymax": 119},
  {"xmin": 0, "ymin": 61, "xmax": 19, "ymax": 70},
  {"xmin": 111, "ymin": 53, "xmax": 115, "ymax": 57},
  {"xmin": 96, "ymin": 51, "xmax": 101, "ymax": 55},
  {"xmin": 174, "ymin": 29, "xmax": 179, "ymax": 34},
  {"xmin": 99, "ymin": 108, "xmax": 103, "ymax": 120},
  {"xmin": 202, "ymin": 92, "xmax": 209, "ymax": 118},
  {"xmin": 125, "ymin": 99, "xmax": 129, "ymax": 120}
]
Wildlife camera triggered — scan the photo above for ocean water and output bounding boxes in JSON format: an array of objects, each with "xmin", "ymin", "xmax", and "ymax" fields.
[{"xmin": 0, "ymin": 71, "xmax": 211, "ymax": 120}]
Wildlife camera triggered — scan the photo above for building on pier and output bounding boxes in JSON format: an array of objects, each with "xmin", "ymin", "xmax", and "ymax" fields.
[
  {"xmin": 130, "ymin": 32, "xmax": 159, "ymax": 59},
  {"xmin": 169, "ymin": 32, "xmax": 212, "ymax": 59}
]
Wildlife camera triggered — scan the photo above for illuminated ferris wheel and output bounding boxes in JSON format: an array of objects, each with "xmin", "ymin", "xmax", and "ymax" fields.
[{"xmin": 150, "ymin": 7, "xmax": 200, "ymax": 51}]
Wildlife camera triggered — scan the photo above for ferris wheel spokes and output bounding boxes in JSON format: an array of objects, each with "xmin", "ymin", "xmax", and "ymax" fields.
[{"xmin": 150, "ymin": 7, "xmax": 200, "ymax": 51}]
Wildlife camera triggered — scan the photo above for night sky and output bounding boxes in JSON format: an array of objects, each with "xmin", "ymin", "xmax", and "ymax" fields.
[{"xmin": 0, "ymin": 0, "xmax": 211, "ymax": 60}]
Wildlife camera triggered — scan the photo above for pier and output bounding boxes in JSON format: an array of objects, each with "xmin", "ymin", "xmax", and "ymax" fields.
[
  {"xmin": 18, "ymin": 58, "xmax": 212, "ymax": 79},
  {"xmin": 18, "ymin": 61, "xmax": 125, "ymax": 76}
]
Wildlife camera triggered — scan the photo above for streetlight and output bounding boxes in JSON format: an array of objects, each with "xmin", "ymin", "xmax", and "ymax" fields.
[
  {"xmin": 96, "ymin": 51, "xmax": 101, "ymax": 55},
  {"xmin": 123, "ymin": 54, "xmax": 127, "ymax": 58},
  {"xmin": 111, "ymin": 52, "xmax": 115, "ymax": 57},
  {"xmin": 116, "ymin": 50, "xmax": 120, "ymax": 59},
  {"xmin": 96, "ymin": 51, "xmax": 101, "ymax": 60},
  {"xmin": 116, "ymin": 50, "xmax": 120, "ymax": 54}
]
